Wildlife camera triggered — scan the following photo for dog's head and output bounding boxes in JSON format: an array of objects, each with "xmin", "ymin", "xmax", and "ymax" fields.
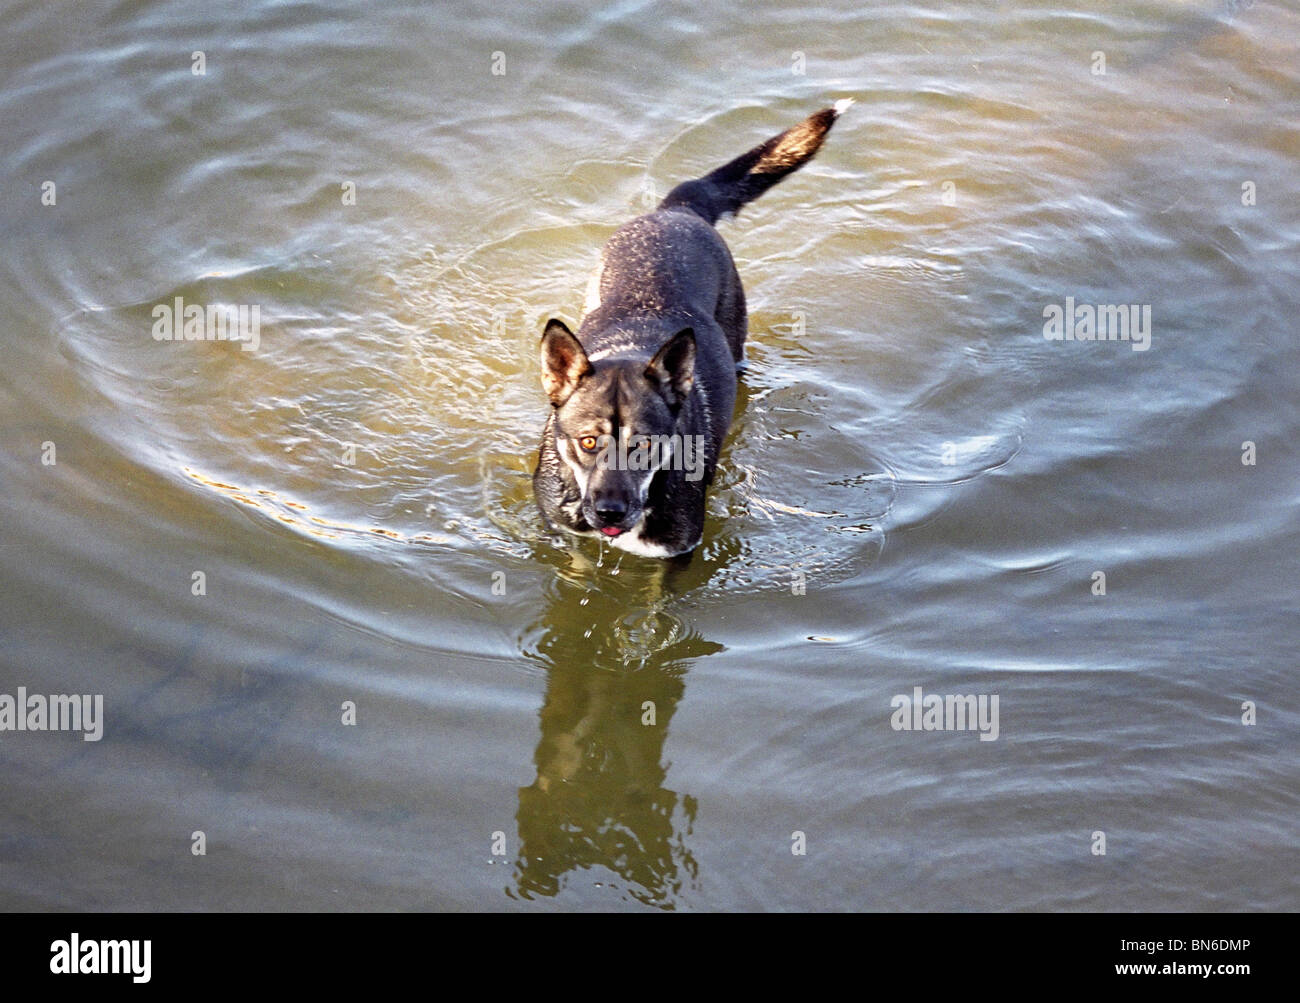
[{"xmin": 539, "ymin": 318, "xmax": 695, "ymax": 537}]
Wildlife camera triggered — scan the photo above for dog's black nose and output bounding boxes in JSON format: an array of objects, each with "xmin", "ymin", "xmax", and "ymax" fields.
[{"xmin": 595, "ymin": 501, "xmax": 627, "ymax": 524}]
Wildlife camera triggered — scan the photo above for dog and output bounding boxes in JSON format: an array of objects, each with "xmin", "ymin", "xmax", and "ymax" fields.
[{"xmin": 533, "ymin": 101, "xmax": 849, "ymax": 557}]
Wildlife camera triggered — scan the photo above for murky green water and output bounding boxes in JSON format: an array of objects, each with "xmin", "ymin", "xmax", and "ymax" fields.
[{"xmin": 1, "ymin": 0, "xmax": 1297, "ymax": 910}]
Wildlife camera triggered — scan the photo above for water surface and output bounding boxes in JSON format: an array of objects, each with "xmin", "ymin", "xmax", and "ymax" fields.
[{"xmin": 1, "ymin": 0, "xmax": 1297, "ymax": 910}]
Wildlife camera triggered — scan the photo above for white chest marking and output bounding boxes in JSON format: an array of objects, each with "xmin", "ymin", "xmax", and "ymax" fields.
[{"xmin": 608, "ymin": 522, "xmax": 682, "ymax": 558}]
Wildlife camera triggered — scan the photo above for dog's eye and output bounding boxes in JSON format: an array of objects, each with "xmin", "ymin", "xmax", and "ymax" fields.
[{"xmin": 577, "ymin": 435, "xmax": 599, "ymax": 453}]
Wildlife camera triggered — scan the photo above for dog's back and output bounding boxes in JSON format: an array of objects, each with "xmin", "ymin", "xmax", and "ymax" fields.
[{"xmin": 534, "ymin": 102, "xmax": 849, "ymax": 557}]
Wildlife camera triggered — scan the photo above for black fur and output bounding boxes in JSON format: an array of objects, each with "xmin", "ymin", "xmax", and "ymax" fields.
[{"xmin": 533, "ymin": 104, "xmax": 845, "ymax": 557}]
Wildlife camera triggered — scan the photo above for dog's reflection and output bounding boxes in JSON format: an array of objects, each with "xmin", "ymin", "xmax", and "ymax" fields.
[{"xmin": 510, "ymin": 545, "xmax": 727, "ymax": 908}]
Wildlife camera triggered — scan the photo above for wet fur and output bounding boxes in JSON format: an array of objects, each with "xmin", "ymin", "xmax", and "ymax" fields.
[{"xmin": 533, "ymin": 103, "xmax": 848, "ymax": 557}]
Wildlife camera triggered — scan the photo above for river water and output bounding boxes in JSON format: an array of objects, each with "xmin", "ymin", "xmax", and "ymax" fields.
[{"xmin": 1, "ymin": 0, "xmax": 1296, "ymax": 910}]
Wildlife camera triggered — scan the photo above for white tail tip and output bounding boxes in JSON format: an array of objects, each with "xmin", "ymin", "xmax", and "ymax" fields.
[{"xmin": 833, "ymin": 97, "xmax": 855, "ymax": 116}]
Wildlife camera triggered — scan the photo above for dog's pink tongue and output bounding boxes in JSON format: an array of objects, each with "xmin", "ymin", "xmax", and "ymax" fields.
[{"xmin": 600, "ymin": 527, "xmax": 623, "ymax": 537}]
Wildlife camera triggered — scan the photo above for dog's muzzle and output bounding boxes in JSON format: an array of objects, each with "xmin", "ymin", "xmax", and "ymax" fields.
[{"xmin": 584, "ymin": 495, "xmax": 642, "ymax": 536}]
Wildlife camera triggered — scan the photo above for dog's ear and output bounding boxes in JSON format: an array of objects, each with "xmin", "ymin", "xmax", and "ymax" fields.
[
  {"xmin": 646, "ymin": 327, "xmax": 695, "ymax": 407},
  {"xmin": 539, "ymin": 319, "xmax": 591, "ymax": 407}
]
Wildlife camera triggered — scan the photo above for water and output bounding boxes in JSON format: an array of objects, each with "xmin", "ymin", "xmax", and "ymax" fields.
[{"xmin": 1, "ymin": 0, "xmax": 1296, "ymax": 910}]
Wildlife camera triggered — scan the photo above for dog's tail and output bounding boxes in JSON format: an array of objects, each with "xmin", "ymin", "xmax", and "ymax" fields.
[{"xmin": 658, "ymin": 99, "xmax": 851, "ymax": 225}]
